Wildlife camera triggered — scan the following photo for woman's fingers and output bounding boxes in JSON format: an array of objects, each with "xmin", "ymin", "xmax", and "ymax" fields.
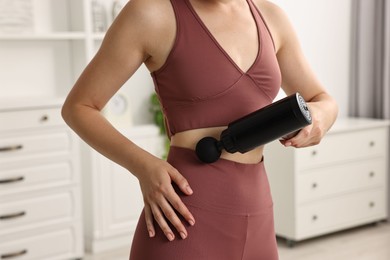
[
  {"xmin": 282, "ymin": 102, "xmax": 328, "ymax": 148},
  {"xmin": 150, "ymin": 203, "xmax": 176, "ymax": 241},
  {"xmin": 282, "ymin": 123, "xmax": 323, "ymax": 148},
  {"xmin": 144, "ymin": 205, "xmax": 155, "ymax": 238},
  {"xmin": 140, "ymin": 160, "xmax": 195, "ymax": 241},
  {"xmin": 150, "ymin": 185, "xmax": 195, "ymax": 241},
  {"xmin": 145, "ymin": 184, "xmax": 195, "ymax": 241},
  {"xmin": 285, "ymin": 124, "xmax": 312, "ymax": 147},
  {"xmin": 167, "ymin": 168, "xmax": 195, "ymax": 226},
  {"xmin": 165, "ymin": 187, "xmax": 195, "ymax": 227},
  {"xmin": 159, "ymin": 198, "xmax": 189, "ymax": 240},
  {"xmin": 169, "ymin": 167, "xmax": 193, "ymax": 195}
]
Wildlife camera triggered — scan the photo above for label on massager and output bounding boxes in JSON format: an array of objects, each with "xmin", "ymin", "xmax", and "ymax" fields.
[{"xmin": 296, "ymin": 93, "xmax": 312, "ymax": 123}]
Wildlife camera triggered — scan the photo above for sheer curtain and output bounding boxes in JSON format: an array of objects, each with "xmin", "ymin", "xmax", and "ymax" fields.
[{"xmin": 350, "ymin": 0, "xmax": 390, "ymax": 119}]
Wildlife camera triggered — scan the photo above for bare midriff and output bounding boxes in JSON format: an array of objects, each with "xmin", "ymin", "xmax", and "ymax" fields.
[{"xmin": 170, "ymin": 126, "xmax": 264, "ymax": 164}]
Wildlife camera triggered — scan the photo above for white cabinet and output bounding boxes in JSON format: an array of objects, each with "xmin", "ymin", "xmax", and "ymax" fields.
[
  {"xmin": 0, "ymin": 0, "xmax": 154, "ymax": 125},
  {"xmin": 0, "ymin": 100, "xmax": 83, "ymax": 259},
  {"xmin": 265, "ymin": 118, "xmax": 389, "ymax": 246},
  {"xmin": 1, "ymin": 0, "xmax": 158, "ymax": 255},
  {"xmin": 81, "ymin": 125, "xmax": 165, "ymax": 253},
  {"xmin": 0, "ymin": 0, "xmax": 87, "ymax": 98}
]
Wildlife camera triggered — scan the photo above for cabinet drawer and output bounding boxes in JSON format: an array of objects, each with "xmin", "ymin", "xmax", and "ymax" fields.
[
  {"xmin": 297, "ymin": 128, "xmax": 387, "ymax": 169},
  {"xmin": 0, "ymin": 163, "xmax": 73, "ymax": 196},
  {"xmin": 0, "ymin": 191, "xmax": 75, "ymax": 235},
  {"xmin": 0, "ymin": 131, "xmax": 70, "ymax": 162},
  {"xmin": 0, "ymin": 226, "xmax": 79, "ymax": 260},
  {"xmin": 297, "ymin": 158, "xmax": 386, "ymax": 203},
  {"xmin": 297, "ymin": 189, "xmax": 386, "ymax": 239},
  {"xmin": 0, "ymin": 107, "xmax": 63, "ymax": 132}
]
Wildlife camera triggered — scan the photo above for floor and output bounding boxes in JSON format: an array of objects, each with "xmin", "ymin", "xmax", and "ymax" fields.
[
  {"xmin": 277, "ymin": 221, "xmax": 390, "ymax": 260},
  {"xmin": 84, "ymin": 221, "xmax": 390, "ymax": 260}
]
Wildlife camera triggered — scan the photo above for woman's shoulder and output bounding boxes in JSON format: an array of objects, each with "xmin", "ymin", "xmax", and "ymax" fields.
[
  {"xmin": 110, "ymin": 0, "xmax": 175, "ymax": 59},
  {"xmin": 253, "ymin": 0, "xmax": 289, "ymax": 21},
  {"xmin": 106, "ymin": 0, "xmax": 176, "ymax": 71},
  {"xmin": 119, "ymin": 0, "xmax": 174, "ymax": 28},
  {"xmin": 252, "ymin": 0, "xmax": 297, "ymax": 53}
]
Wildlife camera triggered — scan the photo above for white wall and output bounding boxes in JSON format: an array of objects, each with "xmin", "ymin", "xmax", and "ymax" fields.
[
  {"xmin": 122, "ymin": 65, "xmax": 155, "ymax": 125},
  {"xmin": 271, "ymin": 0, "xmax": 352, "ymax": 117}
]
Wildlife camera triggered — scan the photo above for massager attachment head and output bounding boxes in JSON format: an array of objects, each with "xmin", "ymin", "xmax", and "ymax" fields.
[{"xmin": 195, "ymin": 137, "xmax": 223, "ymax": 163}]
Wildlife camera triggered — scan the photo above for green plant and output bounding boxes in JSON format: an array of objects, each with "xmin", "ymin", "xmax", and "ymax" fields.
[
  {"xmin": 149, "ymin": 93, "xmax": 170, "ymax": 158},
  {"xmin": 150, "ymin": 93, "xmax": 165, "ymax": 135}
]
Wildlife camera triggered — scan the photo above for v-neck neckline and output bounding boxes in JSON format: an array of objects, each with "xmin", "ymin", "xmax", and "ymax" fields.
[{"xmin": 185, "ymin": 0, "xmax": 262, "ymax": 75}]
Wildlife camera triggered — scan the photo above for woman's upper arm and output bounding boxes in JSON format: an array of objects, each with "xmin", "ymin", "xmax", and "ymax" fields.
[
  {"xmin": 64, "ymin": 0, "xmax": 160, "ymax": 111},
  {"xmin": 260, "ymin": 1, "xmax": 328, "ymax": 102},
  {"xmin": 260, "ymin": 1, "xmax": 338, "ymax": 146}
]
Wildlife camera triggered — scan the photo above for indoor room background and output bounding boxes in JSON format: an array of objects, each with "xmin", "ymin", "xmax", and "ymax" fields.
[{"xmin": 0, "ymin": 0, "xmax": 389, "ymax": 259}]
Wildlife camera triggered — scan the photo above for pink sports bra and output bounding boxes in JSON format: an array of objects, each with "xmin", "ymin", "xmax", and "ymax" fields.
[{"xmin": 151, "ymin": 0, "xmax": 281, "ymax": 138}]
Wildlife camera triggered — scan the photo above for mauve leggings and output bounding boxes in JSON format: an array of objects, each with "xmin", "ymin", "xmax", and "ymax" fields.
[{"xmin": 129, "ymin": 146, "xmax": 279, "ymax": 260}]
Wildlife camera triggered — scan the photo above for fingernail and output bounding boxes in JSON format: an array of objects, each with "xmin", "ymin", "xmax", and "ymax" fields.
[
  {"xmin": 148, "ymin": 230, "xmax": 154, "ymax": 237},
  {"xmin": 188, "ymin": 219, "xmax": 195, "ymax": 226},
  {"xmin": 186, "ymin": 185, "xmax": 193, "ymax": 194},
  {"xmin": 167, "ymin": 233, "xmax": 174, "ymax": 241},
  {"xmin": 285, "ymin": 142, "xmax": 291, "ymax": 147},
  {"xmin": 180, "ymin": 232, "xmax": 187, "ymax": 239}
]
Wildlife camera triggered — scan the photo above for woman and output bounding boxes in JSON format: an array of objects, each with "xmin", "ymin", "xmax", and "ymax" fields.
[{"xmin": 62, "ymin": 0, "xmax": 338, "ymax": 259}]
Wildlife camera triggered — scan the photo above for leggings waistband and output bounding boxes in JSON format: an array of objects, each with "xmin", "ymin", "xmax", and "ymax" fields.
[{"xmin": 167, "ymin": 146, "xmax": 273, "ymax": 215}]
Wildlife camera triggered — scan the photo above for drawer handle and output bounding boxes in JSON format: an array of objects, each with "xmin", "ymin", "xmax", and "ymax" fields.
[
  {"xmin": 312, "ymin": 183, "xmax": 318, "ymax": 189},
  {"xmin": 311, "ymin": 150, "xmax": 318, "ymax": 156},
  {"xmin": 312, "ymin": 215, "xmax": 318, "ymax": 221},
  {"xmin": 0, "ymin": 176, "xmax": 24, "ymax": 184},
  {"xmin": 0, "ymin": 145, "xmax": 23, "ymax": 153},
  {"xmin": 369, "ymin": 202, "xmax": 375, "ymax": 208},
  {"xmin": 40, "ymin": 115, "xmax": 49, "ymax": 122},
  {"xmin": 1, "ymin": 249, "xmax": 28, "ymax": 259},
  {"xmin": 369, "ymin": 172, "xmax": 375, "ymax": 178},
  {"xmin": 369, "ymin": 141, "xmax": 375, "ymax": 147},
  {"xmin": 0, "ymin": 211, "xmax": 26, "ymax": 220}
]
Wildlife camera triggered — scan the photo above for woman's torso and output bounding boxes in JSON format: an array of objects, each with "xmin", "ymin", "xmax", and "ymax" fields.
[{"xmin": 144, "ymin": 0, "xmax": 280, "ymax": 164}]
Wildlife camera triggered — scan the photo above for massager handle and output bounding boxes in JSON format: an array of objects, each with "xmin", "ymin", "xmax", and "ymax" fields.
[{"xmin": 220, "ymin": 93, "xmax": 312, "ymax": 153}]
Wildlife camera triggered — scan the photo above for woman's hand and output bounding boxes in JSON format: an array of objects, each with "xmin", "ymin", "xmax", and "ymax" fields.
[
  {"xmin": 279, "ymin": 101, "xmax": 332, "ymax": 148},
  {"xmin": 137, "ymin": 157, "xmax": 195, "ymax": 241}
]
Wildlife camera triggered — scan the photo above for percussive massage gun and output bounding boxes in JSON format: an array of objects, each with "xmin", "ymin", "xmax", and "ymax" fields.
[{"xmin": 195, "ymin": 93, "xmax": 312, "ymax": 163}]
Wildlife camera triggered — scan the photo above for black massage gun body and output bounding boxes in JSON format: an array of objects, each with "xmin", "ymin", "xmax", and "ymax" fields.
[{"xmin": 196, "ymin": 93, "xmax": 312, "ymax": 163}]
